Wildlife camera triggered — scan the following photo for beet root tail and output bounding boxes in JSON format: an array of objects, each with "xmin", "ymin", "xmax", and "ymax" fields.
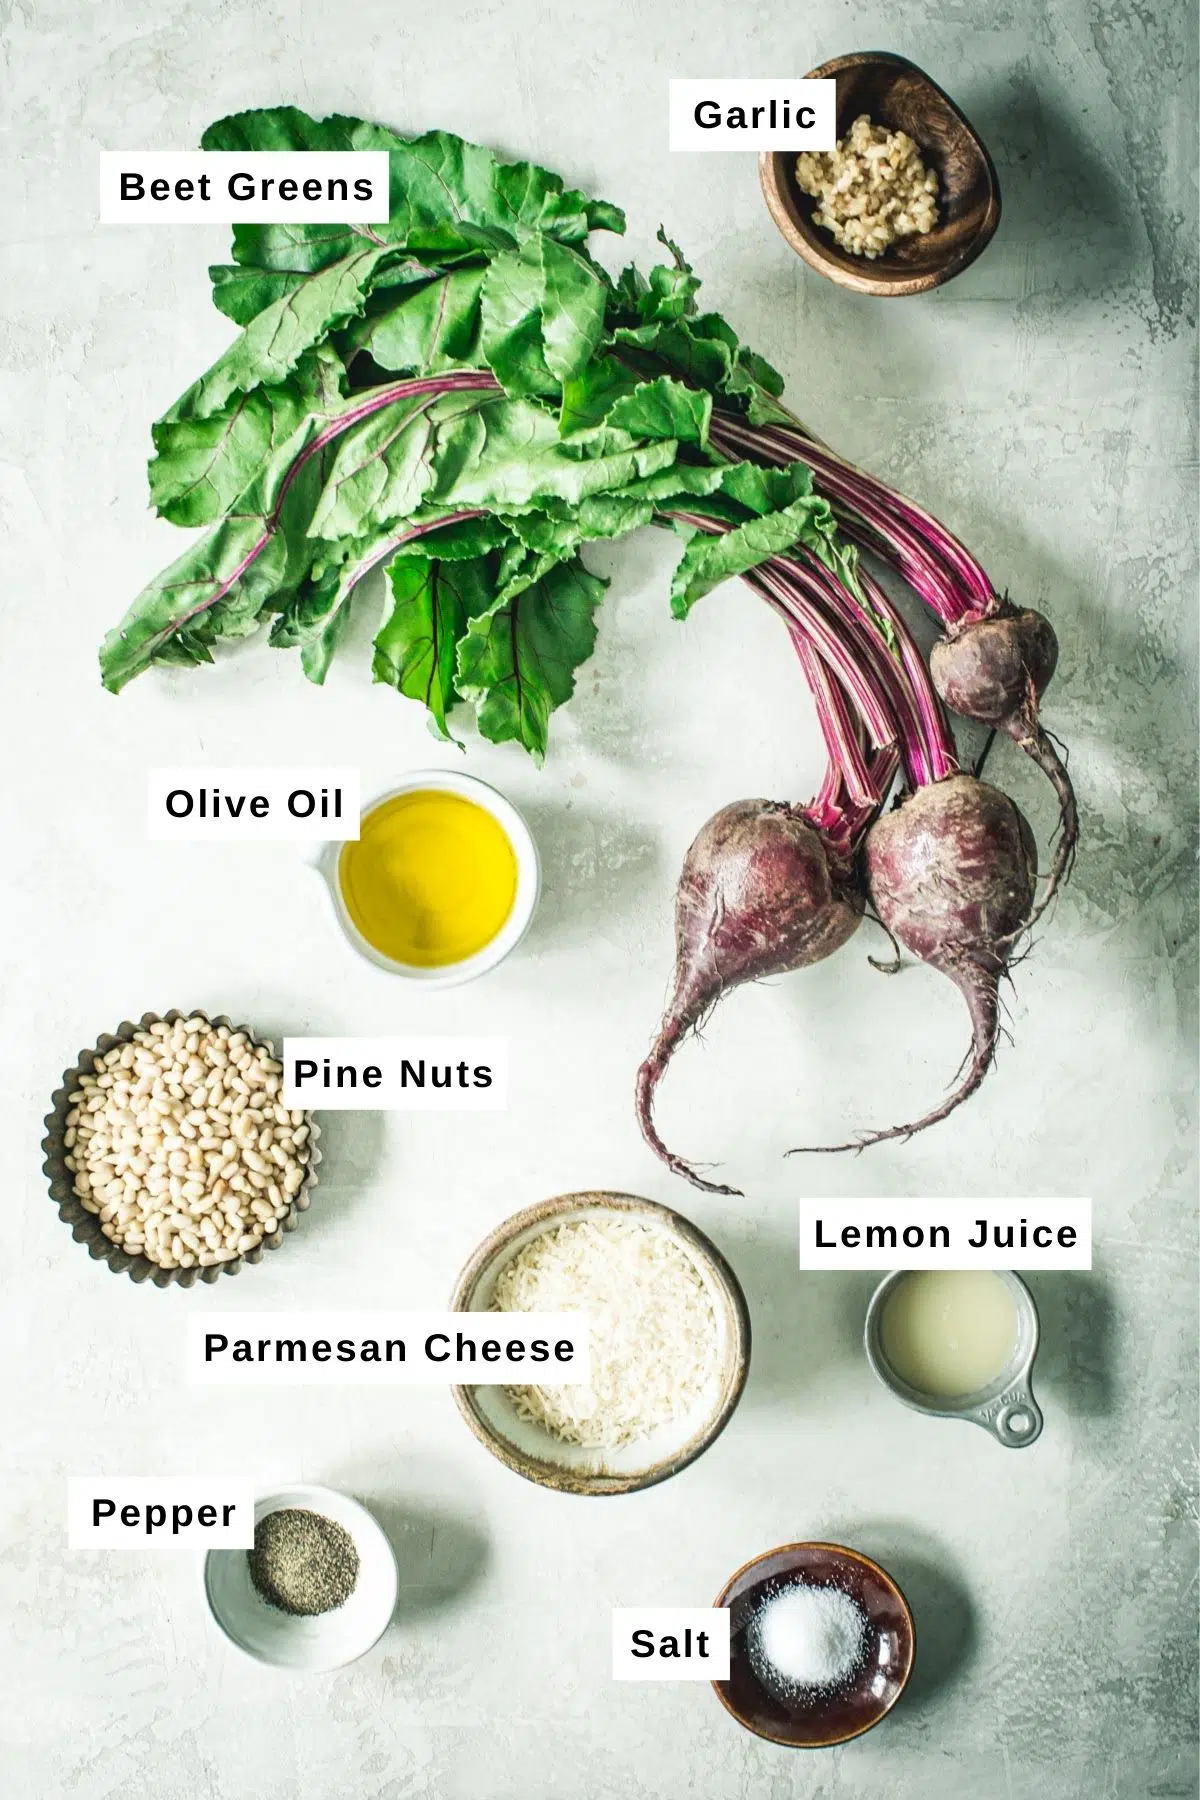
[
  {"xmin": 1001, "ymin": 691, "xmax": 1078, "ymax": 932},
  {"xmin": 786, "ymin": 959, "xmax": 1001, "ymax": 1153},
  {"xmin": 635, "ymin": 1016, "xmax": 743, "ymax": 1197}
]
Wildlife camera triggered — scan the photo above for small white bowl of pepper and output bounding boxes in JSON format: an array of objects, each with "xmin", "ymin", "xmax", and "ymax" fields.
[{"xmin": 203, "ymin": 1485, "xmax": 398, "ymax": 1670}]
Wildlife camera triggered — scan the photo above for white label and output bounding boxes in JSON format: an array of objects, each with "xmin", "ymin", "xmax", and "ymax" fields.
[
  {"xmin": 612, "ymin": 1608, "xmax": 730, "ymax": 1680},
  {"xmin": 67, "ymin": 1477, "xmax": 255, "ymax": 1548},
  {"xmin": 148, "ymin": 768, "xmax": 360, "ymax": 841},
  {"xmin": 798, "ymin": 1198, "xmax": 1093, "ymax": 1270},
  {"xmin": 100, "ymin": 152, "xmax": 390, "ymax": 223},
  {"xmin": 669, "ymin": 79, "xmax": 835, "ymax": 151},
  {"xmin": 188, "ymin": 1313, "xmax": 588, "ymax": 1385},
  {"xmin": 282, "ymin": 1038, "xmax": 506, "ymax": 1110}
]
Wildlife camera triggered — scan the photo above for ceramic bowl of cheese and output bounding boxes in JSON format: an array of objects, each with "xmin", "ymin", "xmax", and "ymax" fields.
[
  {"xmin": 449, "ymin": 1191, "xmax": 752, "ymax": 1497},
  {"xmin": 319, "ymin": 772, "xmax": 539, "ymax": 986}
]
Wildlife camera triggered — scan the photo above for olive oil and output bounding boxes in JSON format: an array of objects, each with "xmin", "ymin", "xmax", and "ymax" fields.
[{"xmin": 337, "ymin": 790, "xmax": 518, "ymax": 968}]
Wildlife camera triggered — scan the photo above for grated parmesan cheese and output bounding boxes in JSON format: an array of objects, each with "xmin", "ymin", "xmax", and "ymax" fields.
[{"xmin": 490, "ymin": 1215, "xmax": 719, "ymax": 1449}]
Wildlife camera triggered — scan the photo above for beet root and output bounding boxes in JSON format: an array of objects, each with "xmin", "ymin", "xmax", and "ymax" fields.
[
  {"xmin": 929, "ymin": 606, "xmax": 1058, "ymax": 724},
  {"xmin": 793, "ymin": 774, "xmax": 1037, "ymax": 1152},
  {"xmin": 929, "ymin": 604, "xmax": 1076, "ymax": 927},
  {"xmin": 636, "ymin": 799, "xmax": 863, "ymax": 1193}
]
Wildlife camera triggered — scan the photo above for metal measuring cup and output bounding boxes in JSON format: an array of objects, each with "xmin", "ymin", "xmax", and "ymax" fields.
[{"xmin": 864, "ymin": 1270, "xmax": 1044, "ymax": 1448}]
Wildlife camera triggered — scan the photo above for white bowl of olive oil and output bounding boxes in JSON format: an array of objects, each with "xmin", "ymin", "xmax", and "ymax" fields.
[{"xmin": 317, "ymin": 771, "xmax": 540, "ymax": 986}]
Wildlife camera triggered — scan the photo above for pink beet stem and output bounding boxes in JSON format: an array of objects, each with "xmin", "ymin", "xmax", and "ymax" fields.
[
  {"xmin": 711, "ymin": 414, "xmax": 952, "ymax": 612},
  {"xmin": 845, "ymin": 564, "xmax": 959, "ymax": 783},
  {"xmin": 662, "ymin": 506, "xmax": 939, "ymax": 807},
  {"xmin": 763, "ymin": 411, "xmax": 993, "ymax": 610},
  {"xmin": 667, "ymin": 512, "xmax": 897, "ymax": 749},
  {"xmin": 790, "ymin": 631, "xmax": 901, "ymax": 861},
  {"xmin": 690, "ymin": 424, "xmax": 960, "ymax": 790},
  {"xmin": 710, "ymin": 412, "xmax": 992, "ymax": 626},
  {"xmin": 787, "ymin": 621, "xmax": 876, "ymax": 805},
  {"xmin": 778, "ymin": 426, "xmax": 990, "ymax": 614},
  {"xmin": 141, "ymin": 371, "xmax": 501, "ymax": 658},
  {"xmin": 780, "ymin": 553, "xmax": 926, "ymax": 775}
]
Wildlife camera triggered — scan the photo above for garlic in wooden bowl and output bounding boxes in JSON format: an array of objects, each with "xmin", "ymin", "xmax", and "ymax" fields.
[
  {"xmin": 760, "ymin": 52, "xmax": 1001, "ymax": 298},
  {"xmin": 450, "ymin": 1192, "xmax": 750, "ymax": 1496}
]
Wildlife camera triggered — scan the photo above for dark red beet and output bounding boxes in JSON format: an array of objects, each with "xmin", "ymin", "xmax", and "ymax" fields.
[
  {"xmin": 636, "ymin": 799, "xmax": 862, "ymax": 1193},
  {"xmin": 795, "ymin": 774, "xmax": 1037, "ymax": 1152},
  {"xmin": 929, "ymin": 607, "xmax": 1057, "ymax": 723},
  {"xmin": 929, "ymin": 604, "xmax": 1076, "ymax": 927}
]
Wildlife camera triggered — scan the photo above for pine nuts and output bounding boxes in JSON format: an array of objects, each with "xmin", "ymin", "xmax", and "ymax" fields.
[{"xmin": 69, "ymin": 1019, "xmax": 311, "ymax": 1269}]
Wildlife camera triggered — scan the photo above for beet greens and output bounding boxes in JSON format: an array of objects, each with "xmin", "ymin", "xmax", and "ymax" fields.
[{"xmin": 102, "ymin": 108, "xmax": 1077, "ymax": 1182}]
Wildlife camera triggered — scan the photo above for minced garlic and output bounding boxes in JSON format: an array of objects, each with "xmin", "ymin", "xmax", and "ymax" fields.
[{"xmin": 795, "ymin": 114, "xmax": 939, "ymax": 260}]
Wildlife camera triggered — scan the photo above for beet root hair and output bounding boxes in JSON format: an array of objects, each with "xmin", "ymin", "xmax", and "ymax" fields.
[{"xmin": 636, "ymin": 798, "xmax": 862, "ymax": 1193}]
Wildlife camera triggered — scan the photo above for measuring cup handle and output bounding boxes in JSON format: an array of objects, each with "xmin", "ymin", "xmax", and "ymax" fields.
[{"xmin": 985, "ymin": 1385, "xmax": 1043, "ymax": 1449}]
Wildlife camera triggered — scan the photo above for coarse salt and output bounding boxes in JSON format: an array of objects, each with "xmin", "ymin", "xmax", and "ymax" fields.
[{"xmin": 747, "ymin": 1582, "xmax": 868, "ymax": 1693}]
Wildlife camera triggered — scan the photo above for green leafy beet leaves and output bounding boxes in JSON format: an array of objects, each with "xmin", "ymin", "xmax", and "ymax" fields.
[
  {"xmin": 667, "ymin": 462, "xmax": 846, "ymax": 618},
  {"xmin": 200, "ymin": 108, "xmax": 624, "ymax": 320},
  {"xmin": 101, "ymin": 418, "xmax": 327, "ymax": 692},
  {"xmin": 426, "ymin": 394, "xmax": 678, "ymax": 513},
  {"xmin": 480, "ymin": 235, "xmax": 609, "ymax": 397},
  {"xmin": 538, "ymin": 238, "xmax": 609, "ymax": 383},
  {"xmin": 208, "ymin": 262, "xmax": 312, "ymax": 327},
  {"xmin": 373, "ymin": 552, "xmax": 498, "ymax": 738},
  {"xmin": 103, "ymin": 107, "xmax": 869, "ymax": 765},
  {"xmin": 310, "ymin": 388, "xmax": 681, "ymax": 545},
  {"xmin": 342, "ymin": 267, "xmax": 486, "ymax": 373},
  {"xmin": 165, "ymin": 246, "xmax": 392, "ymax": 425},
  {"xmin": 269, "ymin": 524, "xmax": 397, "ymax": 684},
  {"xmin": 456, "ymin": 556, "xmax": 606, "ymax": 760},
  {"xmin": 307, "ymin": 390, "xmax": 447, "ymax": 540},
  {"xmin": 560, "ymin": 364, "xmax": 710, "ymax": 445},
  {"xmin": 149, "ymin": 345, "xmax": 345, "ymax": 528}
]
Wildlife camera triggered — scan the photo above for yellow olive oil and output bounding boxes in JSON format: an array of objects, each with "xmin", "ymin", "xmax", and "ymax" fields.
[
  {"xmin": 337, "ymin": 790, "xmax": 518, "ymax": 968},
  {"xmin": 880, "ymin": 1270, "xmax": 1018, "ymax": 1399}
]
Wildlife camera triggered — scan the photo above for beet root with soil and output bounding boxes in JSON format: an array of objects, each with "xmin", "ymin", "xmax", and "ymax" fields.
[
  {"xmin": 795, "ymin": 773, "xmax": 1038, "ymax": 1153},
  {"xmin": 929, "ymin": 605, "xmax": 1075, "ymax": 924},
  {"xmin": 636, "ymin": 799, "xmax": 863, "ymax": 1194}
]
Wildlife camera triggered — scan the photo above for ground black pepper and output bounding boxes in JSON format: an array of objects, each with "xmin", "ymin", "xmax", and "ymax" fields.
[{"xmin": 248, "ymin": 1508, "xmax": 359, "ymax": 1616}]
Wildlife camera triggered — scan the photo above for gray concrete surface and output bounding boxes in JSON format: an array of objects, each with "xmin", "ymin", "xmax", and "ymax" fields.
[{"xmin": 2, "ymin": 1, "xmax": 1197, "ymax": 1795}]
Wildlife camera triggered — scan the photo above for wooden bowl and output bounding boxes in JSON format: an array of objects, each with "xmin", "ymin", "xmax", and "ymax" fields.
[
  {"xmin": 450, "ymin": 1191, "xmax": 750, "ymax": 1496},
  {"xmin": 760, "ymin": 52, "xmax": 1000, "ymax": 296},
  {"xmin": 713, "ymin": 1542, "xmax": 915, "ymax": 1747},
  {"xmin": 42, "ymin": 1010, "xmax": 320, "ymax": 1288}
]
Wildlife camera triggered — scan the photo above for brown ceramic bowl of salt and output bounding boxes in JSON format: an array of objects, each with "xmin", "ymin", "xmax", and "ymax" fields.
[
  {"xmin": 713, "ymin": 1541, "xmax": 915, "ymax": 1747},
  {"xmin": 760, "ymin": 52, "xmax": 1001, "ymax": 296},
  {"xmin": 449, "ymin": 1191, "xmax": 751, "ymax": 1497}
]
